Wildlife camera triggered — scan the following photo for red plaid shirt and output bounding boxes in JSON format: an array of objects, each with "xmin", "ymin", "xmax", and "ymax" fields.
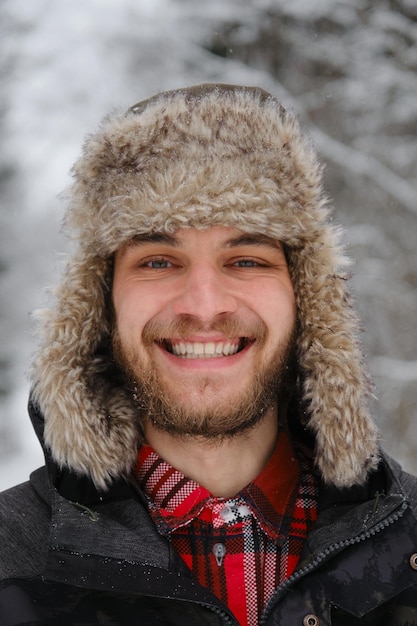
[{"xmin": 135, "ymin": 432, "xmax": 318, "ymax": 626}]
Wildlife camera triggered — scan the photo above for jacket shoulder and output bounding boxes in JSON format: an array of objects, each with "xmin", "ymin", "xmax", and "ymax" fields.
[
  {"xmin": 398, "ymin": 468, "xmax": 417, "ymax": 511},
  {"xmin": 384, "ymin": 453, "xmax": 417, "ymax": 517},
  {"xmin": 0, "ymin": 468, "xmax": 50, "ymax": 579}
]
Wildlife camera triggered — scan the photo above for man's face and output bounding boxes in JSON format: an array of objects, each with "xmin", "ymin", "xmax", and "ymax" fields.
[{"xmin": 112, "ymin": 226, "xmax": 297, "ymax": 439}]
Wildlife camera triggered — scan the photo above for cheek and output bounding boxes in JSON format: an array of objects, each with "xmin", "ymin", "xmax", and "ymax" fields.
[
  {"xmin": 114, "ymin": 287, "xmax": 173, "ymax": 339},
  {"xmin": 264, "ymin": 298, "xmax": 296, "ymax": 344},
  {"xmin": 284, "ymin": 289, "xmax": 297, "ymax": 322},
  {"xmin": 250, "ymin": 282, "xmax": 296, "ymax": 322}
]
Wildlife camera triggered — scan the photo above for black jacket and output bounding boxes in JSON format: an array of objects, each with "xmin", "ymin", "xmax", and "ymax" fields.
[{"xmin": 1, "ymin": 411, "xmax": 417, "ymax": 625}]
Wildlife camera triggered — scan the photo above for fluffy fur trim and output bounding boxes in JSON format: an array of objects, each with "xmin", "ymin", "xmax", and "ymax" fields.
[{"xmin": 31, "ymin": 84, "xmax": 379, "ymax": 489}]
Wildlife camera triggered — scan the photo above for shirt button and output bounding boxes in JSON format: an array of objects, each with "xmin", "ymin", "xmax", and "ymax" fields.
[
  {"xmin": 219, "ymin": 506, "xmax": 233, "ymax": 522},
  {"xmin": 212, "ymin": 543, "xmax": 226, "ymax": 566},
  {"xmin": 303, "ymin": 615, "xmax": 320, "ymax": 626}
]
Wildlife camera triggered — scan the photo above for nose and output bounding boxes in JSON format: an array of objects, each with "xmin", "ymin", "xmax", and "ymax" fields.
[{"xmin": 172, "ymin": 264, "xmax": 238, "ymax": 322}]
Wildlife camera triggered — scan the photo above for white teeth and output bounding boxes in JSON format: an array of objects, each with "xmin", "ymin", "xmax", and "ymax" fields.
[
  {"xmin": 169, "ymin": 340, "xmax": 241, "ymax": 358},
  {"xmin": 215, "ymin": 343, "xmax": 223, "ymax": 355},
  {"xmin": 205, "ymin": 342, "xmax": 216, "ymax": 355},
  {"xmin": 194, "ymin": 342, "xmax": 204, "ymax": 355}
]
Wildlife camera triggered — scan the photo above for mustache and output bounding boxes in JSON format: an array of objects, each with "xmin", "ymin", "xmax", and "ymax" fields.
[{"xmin": 142, "ymin": 314, "xmax": 268, "ymax": 345}]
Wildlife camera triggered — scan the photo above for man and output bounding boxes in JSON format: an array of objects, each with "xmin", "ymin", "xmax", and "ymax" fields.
[{"xmin": 1, "ymin": 84, "xmax": 417, "ymax": 625}]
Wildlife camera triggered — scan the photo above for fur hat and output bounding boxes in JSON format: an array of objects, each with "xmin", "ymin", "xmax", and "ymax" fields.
[{"xmin": 31, "ymin": 83, "xmax": 379, "ymax": 490}]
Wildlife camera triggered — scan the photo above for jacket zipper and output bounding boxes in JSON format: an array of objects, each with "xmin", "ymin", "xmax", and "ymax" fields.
[{"xmin": 259, "ymin": 500, "xmax": 408, "ymax": 624}]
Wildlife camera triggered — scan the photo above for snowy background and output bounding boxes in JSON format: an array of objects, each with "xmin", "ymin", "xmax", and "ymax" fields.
[{"xmin": 1, "ymin": 0, "xmax": 417, "ymax": 491}]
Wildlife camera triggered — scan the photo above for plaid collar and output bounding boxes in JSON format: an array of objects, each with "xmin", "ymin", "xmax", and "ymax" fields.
[{"xmin": 135, "ymin": 429, "xmax": 301, "ymax": 543}]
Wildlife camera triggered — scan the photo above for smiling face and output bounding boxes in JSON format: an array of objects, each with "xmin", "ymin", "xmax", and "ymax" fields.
[{"xmin": 112, "ymin": 226, "xmax": 297, "ymax": 439}]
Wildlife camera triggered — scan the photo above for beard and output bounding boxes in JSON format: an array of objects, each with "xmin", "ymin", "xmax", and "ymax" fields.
[{"xmin": 113, "ymin": 315, "xmax": 297, "ymax": 441}]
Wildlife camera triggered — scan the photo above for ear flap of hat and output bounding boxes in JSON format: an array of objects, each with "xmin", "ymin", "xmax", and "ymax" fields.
[
  {"xmin": 31, "ymin": 253, "xmax": 140, "ymax": 489},
  {"xmin": 291, "ymin": 236, "xmax": 379, "ymax": 487}
]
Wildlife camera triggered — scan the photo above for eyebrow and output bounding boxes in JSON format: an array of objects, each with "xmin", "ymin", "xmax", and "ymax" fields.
[
  {"xmin": 130, "ymin": 233, "xmax": 179, "ymax": 245},
  {"xmin": 224, "ymin": 233, "xmax": 284, "ymax": 252},
  {"xmin": 117, "ymin": 232, "xmax": 179, "ymax": 258},
  {"xmin": 118, "ymin": 231, "xmax": 283, "ymax": 257}
]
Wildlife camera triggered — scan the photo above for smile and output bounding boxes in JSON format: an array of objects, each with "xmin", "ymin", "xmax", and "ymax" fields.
[{"xmin": 161, "ymin": 338, "xmax": 251, "ymax": 359}]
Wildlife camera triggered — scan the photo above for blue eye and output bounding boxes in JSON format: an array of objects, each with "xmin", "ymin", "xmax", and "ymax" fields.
[
  {"xmin": 146, "ymin": 258, "xmax": 172, "ymax": 269},
  {"xmin": 234, "ymin": 259, "xmax": 259, "ymax": 267}
]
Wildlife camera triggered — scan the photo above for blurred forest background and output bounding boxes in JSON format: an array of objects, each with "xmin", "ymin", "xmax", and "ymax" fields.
[{"xmin": 1, "ymin": 0, "xmax": 416, "ymax": 491}]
